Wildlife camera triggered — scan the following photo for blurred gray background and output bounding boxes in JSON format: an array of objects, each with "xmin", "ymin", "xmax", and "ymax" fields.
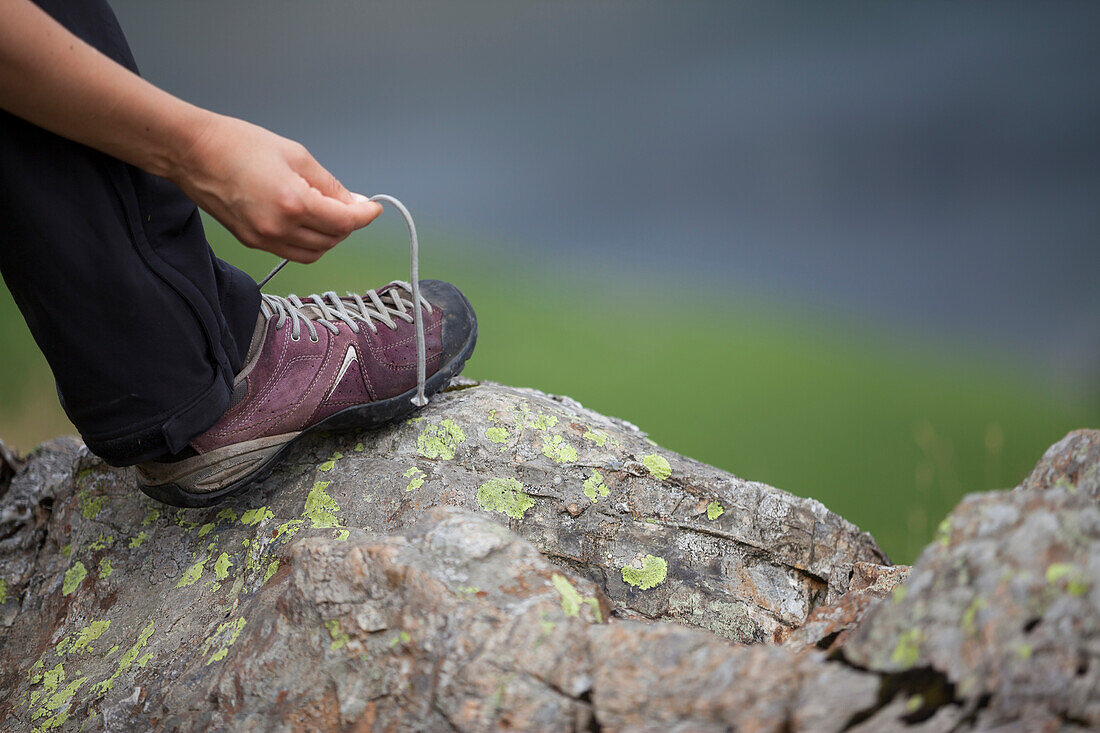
[{"xmin": 111, "ymin": 0, "xmax": 1100, "ymax": 387}]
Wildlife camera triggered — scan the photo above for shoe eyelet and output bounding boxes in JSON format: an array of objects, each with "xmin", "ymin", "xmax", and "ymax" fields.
[
  {"xmin": 310, "ymin": 335, "xmax": 319, "ymax": 343},
  {"xmin": 290, "ymin": 334, "xmax": 300, "ymax": 342}
]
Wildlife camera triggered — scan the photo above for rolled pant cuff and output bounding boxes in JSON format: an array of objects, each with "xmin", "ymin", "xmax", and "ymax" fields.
[{"xmin": 78, "ymin": 369, "xmax": 232, "ymax": 467}]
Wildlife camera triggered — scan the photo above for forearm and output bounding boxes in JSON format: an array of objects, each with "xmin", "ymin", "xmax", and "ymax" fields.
[
  {"xmin": 0, "ymin": 0, "xmax": 210, "ymax": 179},
  {"xmin": 0, "ymin": 0, "xmax": 381, "ymax": 262}
]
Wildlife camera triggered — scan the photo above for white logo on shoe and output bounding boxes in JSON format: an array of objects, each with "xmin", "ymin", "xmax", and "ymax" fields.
[{"xmin": 326, "ymin": 344, "xmax": 359, "ymax": 399}]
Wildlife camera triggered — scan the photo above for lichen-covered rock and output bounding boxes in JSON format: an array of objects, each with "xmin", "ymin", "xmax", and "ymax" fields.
[
  {"xmin": 781, "ymin": 561, "xmax": 910, "ymax": 651},
  {"xmin": 1, "ymin": 503, "xmax": 608, "ymax": 731},
  {"xmin": 841, "ymin": 485, "xmax": 1100, "ymax": 729},
  {"xmin": 0, "ymin": 383, "xmax": 1094, "ymax": 732},
  {"xmin": 1020, "ymin": 428, "xmax": 1100, "ymax": 499},
  {"xmin": 0, "ymin": 380, "xmax": 881, "ymax": 730}
]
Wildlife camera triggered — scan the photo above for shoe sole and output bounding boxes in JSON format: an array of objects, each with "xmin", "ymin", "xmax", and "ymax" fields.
[{"xmin": 137, "ymin": 311, "xmax": 478, "ymax": 508}]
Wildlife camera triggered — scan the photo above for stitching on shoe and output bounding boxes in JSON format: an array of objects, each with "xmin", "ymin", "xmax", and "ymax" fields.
[
  {"xmin": 360, "ymin": 317, "xmax": 441, "ymax": 369},
  {"xmin": 207, "ymin": 353, "xmax": 327, "ymax": 439}
]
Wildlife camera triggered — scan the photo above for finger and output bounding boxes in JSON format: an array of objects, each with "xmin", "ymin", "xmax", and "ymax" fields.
[
  {"xmin": 300, "ymin": 186, "xmax": 383, "ymax": 236},
  {"xmin": 260, "ymin": 225, "xmax": 346, "ymax": 257},
  {"xmin": 295, "ymin": 151, "xmax": 354, "ymax": 204},
  {"xmin": 263, "ymin": 242, "xmax": 326, "ymax": 265}
]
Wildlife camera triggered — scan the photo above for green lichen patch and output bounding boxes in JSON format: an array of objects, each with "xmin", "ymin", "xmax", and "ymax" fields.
[
  {"xmin": 215, "ymin": 508, "xmax": 238, "ymax": 524},
  {"xmin": 275, "ymin": 519, "xmax": 304, "ymax": 540},
  {"xmin": 176, "ymin": 554, "xmax": 208, "ymax": 588},
  {"xmin": 173, "ymin": 509, "xmax": 200, "ymax": 530},
  {"xmin": 551, "ymin": 574, "xmax": 603, "ymax": 622},
  {"xmin": 541, "ymin": 435, "xmax": 578, "ymax": 464},
  {"xmin": 32, "ymin": 671, "xmax": 87, "ymax": 730},
  {"xmin": 416, "ymin": 419, "xmax": 466, "ymax": 460},
  {"xmin": 476, "ymin": 478, "xmax": 536, "ymax": 519},
  {"xmin": 128, "ymin": 532, "xmax": 147, "ymax": 549},
  {"xmin": 621, "ymin": 555, "xmax": 668, "ymax": 590},
  {"xmin": 354, "ymin": 442, "xmax": 364, "ymax": 452},
  {"xmin": 333, "ymin": 529, "xmax": 350, "ymax": 541},
  {"xmin": 934, "ymin": 517, "xmax": 953, "ymax": 546},
  {"xmin": 140, "ymin": 508, "xmax": 160, "ymax": 526},
  {"xmin": 205, "ymin": 617, "xmax": 246, "ymax": 665},
  {"xmin": 244, "ymin": 542, "xmax": 266, "ymax": 573},
  {"xmin": 706, "ymin": 501, "xmax": 725, "ymax": 520},
  {"xmin": 485, "ymin": 426, "xmax": 509, "ymax": 446},
  {"xmin": 93, "ymin": 621, "xmax": 155, "ymax": 694},
  {"xmin": 389, "ymin": 630, "xmax": 411, "ymax": 647},
  {"xmin": 263, "ymin": 559, "xmax": 280, "ymax": 583},
  {"xmin": 404, "ymin": 466, "xmax": 426, "ymax": 492},
  {"xmin": 88, "ymin": 534, "xmax": 114, "ymax": 551},
  {"xmin": 60, "ymin": 544, "xmax": 71, "ymax": 558},
  {"xmin": 197, "ymin": 523, "xmax": 215, "ymax": 538},
  {"xmin": 317, "ymin": 451, "xmax": 344, "ymax": 472},
  {"xmin": 325, "ymin": 619, "xmax": 350, "ymax": 650},
  {"xmin": 240, "ymin": 507, "xmax": 274, "ymax": 526},
  {"xmin": 0, "ymin": 578, "xmax": 7, "ymax": 604},
  {"xmin": 583, "ymin": 470, "xmax": 609, "ymax": 503},
  {"xmin": 79, "ymin": 492, "xmax": 106, "ymax": 520},
  {"xmin": 59, "ymin": 620, "xmax": 110, "ymax": 655},
  {"xmin": 62, "ymin": 562, "xmax": 87, "ymax": 596},
  {"xmin": 538, "ymin": 616, "xmax": 557, "ymax": 636},
  {"xmin": 531, "ymin": 413, "xmax": 558, "ymax": 430},
  {"xmin": 97, "ymin": 558, "xmax": 114, "ymax": 580},
  {"xmin": 304, "ymin": 480, "xmax": 341, "ymax": 528},
  {"xmin": 582, "ymin": 430, "xmax": 608, "ymax": 447},
  {"xmin": 642, "ymin": 454, "xmax": 671, "ymax": 480},
  {"xmin": 891, "ymin": 629, "xmax": 924, "ymax": 668},
  {"xmin": 214, "ymin": 553, "xmax": 232, "ymax": 581},
  {"xmin": 1046, "ymin": 562, "xmax": 1090, "ymax": 596},
  {"xmin": 38, "ymin": 661, "xmax": 63, "ymax": 691},
  {"xmin": 961, "ymin": 596, "xmax": 986, "ymax": 635}
]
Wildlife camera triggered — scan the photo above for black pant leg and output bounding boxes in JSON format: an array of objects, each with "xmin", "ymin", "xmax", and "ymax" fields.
[{"xmin": 0, "ymin": 0, "xmax": 260, "ymax": 465}]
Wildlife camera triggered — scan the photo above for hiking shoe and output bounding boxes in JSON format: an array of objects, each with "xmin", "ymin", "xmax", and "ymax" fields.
[{"xmin": 136, "ymin": 279, "xmax": 476, "ymax": 507}]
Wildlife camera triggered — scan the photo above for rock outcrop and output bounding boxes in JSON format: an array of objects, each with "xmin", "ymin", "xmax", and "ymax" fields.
[{"xmin": 0, "ymin": 380, "xmax": 1096, "ymax": 731}]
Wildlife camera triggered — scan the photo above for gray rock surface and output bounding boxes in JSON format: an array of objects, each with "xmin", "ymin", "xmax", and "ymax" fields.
[
  {"xmin": 0, "ymin": 381, "xmax": 1096, "ymax": 732},
  {"xmin": 1021, "ymin": 428, "xmax": 1100, "ymax": 499},
  {"xmin": 841, "ymin": 428, "xmax": 1100, "ymax": 731}
]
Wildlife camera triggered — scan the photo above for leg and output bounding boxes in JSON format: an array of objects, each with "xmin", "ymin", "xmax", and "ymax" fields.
[{"xmin": 0, "ymin": 0, "xmax": 260, "ymax": 465}]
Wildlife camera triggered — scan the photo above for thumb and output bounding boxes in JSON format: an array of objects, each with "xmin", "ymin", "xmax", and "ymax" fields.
[{"xmin": 296, "ymin": 152, "xmax": 354, "ymax": 204}]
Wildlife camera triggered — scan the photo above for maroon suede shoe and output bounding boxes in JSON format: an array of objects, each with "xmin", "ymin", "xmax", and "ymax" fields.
[{"xmin": 136, "ymin": 279, "xmax": 476, "ymax": 507}]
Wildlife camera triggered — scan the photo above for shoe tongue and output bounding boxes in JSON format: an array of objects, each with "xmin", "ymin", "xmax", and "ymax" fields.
[
  {"xmin": 244, "ymin": 312, "xmax": 267, "ymax": 364},
  {"xmin": 295, "ymin": 302, "xmax": 328, "ymax": 320}
]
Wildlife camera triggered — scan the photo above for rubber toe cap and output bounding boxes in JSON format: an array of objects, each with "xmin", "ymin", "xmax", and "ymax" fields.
[{"xmin": 418, "ymin": 279, "xmax": 477, "ymax": 365}]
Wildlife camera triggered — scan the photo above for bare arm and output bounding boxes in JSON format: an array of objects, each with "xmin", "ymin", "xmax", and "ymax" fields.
[{"xmin": 0, "ymin": 0, "xmax": 380, "ymax": 262}]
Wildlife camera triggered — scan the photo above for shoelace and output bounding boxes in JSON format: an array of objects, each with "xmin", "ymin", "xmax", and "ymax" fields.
[{"xmin": 257, "ymin": 194, "xmax": 430, "ymax": 407}]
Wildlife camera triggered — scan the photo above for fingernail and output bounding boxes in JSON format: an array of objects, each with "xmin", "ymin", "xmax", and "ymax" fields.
[{"xmin": 351, "ymin": 193, "xmax": 368, "ymax": 203}]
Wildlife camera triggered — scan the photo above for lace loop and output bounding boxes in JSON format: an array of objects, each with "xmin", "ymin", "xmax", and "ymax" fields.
[{"xmin": 257, "ymin": 195, "xmax": 431, "ymax": 407}]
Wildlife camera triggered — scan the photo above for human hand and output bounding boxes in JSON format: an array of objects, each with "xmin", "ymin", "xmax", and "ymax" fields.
[{"xmin": 171, "ymin": 114, "xmax": 381, "ymax": 263}]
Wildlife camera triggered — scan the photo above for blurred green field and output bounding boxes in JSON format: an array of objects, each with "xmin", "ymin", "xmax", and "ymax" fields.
[{"xmin": 1, "ymin": 217, "xmax": 1095, "ymax": 563}]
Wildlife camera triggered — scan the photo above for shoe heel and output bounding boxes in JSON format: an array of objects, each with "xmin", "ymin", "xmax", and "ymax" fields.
[{"xmin": 136, "ymin": 432, "xmax": 299, "ymax": 506}]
